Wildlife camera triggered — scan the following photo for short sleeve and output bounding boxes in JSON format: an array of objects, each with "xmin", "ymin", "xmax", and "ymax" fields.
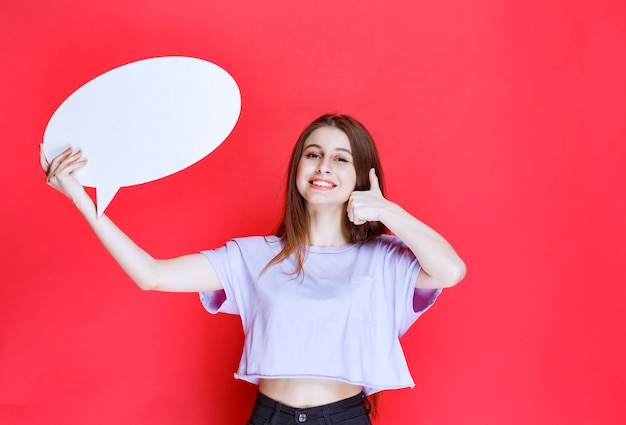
[
  {"xmin": 199, "ymin": 289, "xmax": 239, "ymax": 314},
  {"xmin": 377, "ymin": 235, "xmax": 442, "ymax": 336},
  {"xmin": 198, "ymin": 243, "xmax": 240, "ymax": 315},
  {"xmin": 197, "ymin": 237, "xmax": 280, "ymax": 317}
]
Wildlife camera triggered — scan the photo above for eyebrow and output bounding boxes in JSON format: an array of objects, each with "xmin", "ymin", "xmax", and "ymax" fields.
[{"xmin": 303, "ymin": 143, "xmax": 353, "ymax": 155}]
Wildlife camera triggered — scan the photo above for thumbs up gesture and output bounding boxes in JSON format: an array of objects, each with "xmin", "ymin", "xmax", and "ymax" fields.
[{"xmin": 347, "ymin": 168, "xmax": 389, "ymax": 225}]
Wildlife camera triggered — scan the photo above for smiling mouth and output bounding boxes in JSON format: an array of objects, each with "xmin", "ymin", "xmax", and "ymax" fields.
[{"xmin": 310, "ymin": 180, "xmax": 335, "ymax": 188}]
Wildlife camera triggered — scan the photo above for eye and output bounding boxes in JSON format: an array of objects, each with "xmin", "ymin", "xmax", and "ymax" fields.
[{"xmin": 305, "ymin": 153, "xmax": 320, "ymax": 159}]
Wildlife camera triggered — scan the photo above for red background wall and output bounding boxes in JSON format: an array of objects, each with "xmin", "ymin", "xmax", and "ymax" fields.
[{"xmin": 1, "ymin": 1, "xmax": 624, "ymax": 424}]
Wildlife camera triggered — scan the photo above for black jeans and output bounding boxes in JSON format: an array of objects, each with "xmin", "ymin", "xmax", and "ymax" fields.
[{"xmin": 247, "ymin": 391, "xmax": 372, "ymax": 425}]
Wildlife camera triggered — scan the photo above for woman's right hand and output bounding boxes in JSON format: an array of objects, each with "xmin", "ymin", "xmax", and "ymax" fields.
[
  {"xmin": 38, "ymin": 143, "xmax": 222, "ymax": 293},
  {"xmin": 39, "ymin": 144, "xmax": 89, "ymax": 205}
]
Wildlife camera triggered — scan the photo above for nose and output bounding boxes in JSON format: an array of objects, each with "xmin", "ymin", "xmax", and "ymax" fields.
[{"xmin": 316, "ymin": 157, "xmax": 332, "ymax": 174}]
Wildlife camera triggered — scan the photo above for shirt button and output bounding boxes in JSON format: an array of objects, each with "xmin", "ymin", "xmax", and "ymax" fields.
[{"xmin": 298, "ymin": 413, "xmax": 307, "ymax": 422}]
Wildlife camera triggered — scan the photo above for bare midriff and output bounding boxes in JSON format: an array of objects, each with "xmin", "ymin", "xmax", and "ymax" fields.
[{"xmin": 258, "ymin": 378, "xmax": 363, "ymax": 408}]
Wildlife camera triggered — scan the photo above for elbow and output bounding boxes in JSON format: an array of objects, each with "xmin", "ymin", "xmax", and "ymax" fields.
[
  {"xmin": 436, "ymin": 259, "xmax": 466, "ymax": 288},
  {"xmin": 136, "ymin": 279, "xmax": 158, "ymax": 291},
  {"xmin": 418, "ymin": 259, "xmax": 466, "ymax": 289},
  {"xmin": 133, "ymin": 260, "xmax": 162, "ymax": 291},
  {"xmin": 445, "ymin": 259, "xmax": 467, "ymax": 288}
]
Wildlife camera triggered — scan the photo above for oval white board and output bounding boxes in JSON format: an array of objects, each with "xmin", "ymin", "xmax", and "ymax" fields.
[{"xmin": 43, "ymin": 56, "xmax": 241, "ymax": 214}]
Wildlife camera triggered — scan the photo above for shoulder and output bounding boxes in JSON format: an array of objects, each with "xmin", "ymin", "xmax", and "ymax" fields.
[
  {"xmin": 203, "ymin": 235, "xmax": 282, "ymax": 274},
  {"xmin": 230, "ymin": 235, "xmax": 281, "ymax": 249},
  {"xmin": 223, "ymin": 235, "xmax": 283, "ymax": 258},
  {"xmin": 204, "ymin": 235, "xmax": 280, "ymax": 256},
  {"xmin": 360, "ymin": 234, "xmax": 416, "ymax": 263},
  {"xmin": 364, "ymin": 234, "xmax": 409, "ymax": 252}
]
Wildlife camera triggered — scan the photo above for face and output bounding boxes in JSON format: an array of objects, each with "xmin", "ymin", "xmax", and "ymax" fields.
[{"xmin": 296, "ymin": 126, "xmax": 357, "ymax": 210}]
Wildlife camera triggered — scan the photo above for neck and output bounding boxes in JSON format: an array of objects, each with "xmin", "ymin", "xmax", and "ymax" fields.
[{"xmin": 307, "ymin": 205, "xmax": 347, "ymax": 247}]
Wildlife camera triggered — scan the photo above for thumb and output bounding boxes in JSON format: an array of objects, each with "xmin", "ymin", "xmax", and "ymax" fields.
[
  {"xmin": 369, "ymin": 168, "xmax": 382, "ymax": 193},
  {"xmin": 39, "ymin": 143, "xmax": 50, "ymax": 172}
]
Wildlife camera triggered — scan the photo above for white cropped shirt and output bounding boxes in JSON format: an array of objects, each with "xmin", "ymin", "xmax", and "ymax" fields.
[{"xmin": 199, "ymin": 235, "xmax": 441, "ymax": 395}]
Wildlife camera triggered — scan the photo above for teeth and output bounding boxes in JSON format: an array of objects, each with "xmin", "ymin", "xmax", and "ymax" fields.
[{"xmin": 311, "ymin": 180, "xmax": 333, "ymax": 188}]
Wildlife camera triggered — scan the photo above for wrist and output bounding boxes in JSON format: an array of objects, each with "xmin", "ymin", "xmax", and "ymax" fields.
[
  {"xmin": 378, "ymin": 199, "xmax": 401, "ymax": 224},
  {"xmin": 72, "ymin": 190, "xmax": 95, "ymax": 213}
]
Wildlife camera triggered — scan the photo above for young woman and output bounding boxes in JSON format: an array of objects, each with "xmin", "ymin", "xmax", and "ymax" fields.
[{"xmin": 40, "ymin": 114, "xmax": 465, "ymax": 424}]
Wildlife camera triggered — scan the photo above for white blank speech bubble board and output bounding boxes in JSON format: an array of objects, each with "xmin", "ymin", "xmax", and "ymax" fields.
[{"xmin": 43, "ymin": 56, "xmax": 241, "ymax": 215}]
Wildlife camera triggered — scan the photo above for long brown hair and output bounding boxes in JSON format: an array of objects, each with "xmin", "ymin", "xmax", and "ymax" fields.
[{"xmin": 266, "ymin": 114, "xmax": 388, "ymax": 274}]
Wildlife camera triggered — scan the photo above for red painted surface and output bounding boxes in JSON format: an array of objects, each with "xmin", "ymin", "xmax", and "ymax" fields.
[{"xmin": 1, "ymin": 1, "xmax": 624, "ymax": 423}]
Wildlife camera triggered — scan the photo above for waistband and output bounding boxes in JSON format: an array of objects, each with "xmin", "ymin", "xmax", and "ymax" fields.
[{"xmin": 251, "ymin": 391, "xmax": 371, "ymax": 424}]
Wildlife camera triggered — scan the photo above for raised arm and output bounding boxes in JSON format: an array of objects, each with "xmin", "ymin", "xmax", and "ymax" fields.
[
  {"xmin": 39, "ymin": 145, "xmax": 222, "ymax": 293},
  {"xmin": 348, "ymin": 168, "xmax": 466, "ymax": 289}
]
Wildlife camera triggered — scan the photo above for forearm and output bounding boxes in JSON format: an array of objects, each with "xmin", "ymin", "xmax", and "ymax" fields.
[
  {"xmin": 380, "ymin": 202, "xmax": 466, "ymax": 288},
  {"xmin": 73, "ymin": 190, "xmax": 161, "ymax": 290},
  {"xmin": 40, "ymin": 145, "xmax": 220, "ymax": 292},
  {"xmin": 71, "ymin": 190, "xmax": 221, "ymax": 292}
]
